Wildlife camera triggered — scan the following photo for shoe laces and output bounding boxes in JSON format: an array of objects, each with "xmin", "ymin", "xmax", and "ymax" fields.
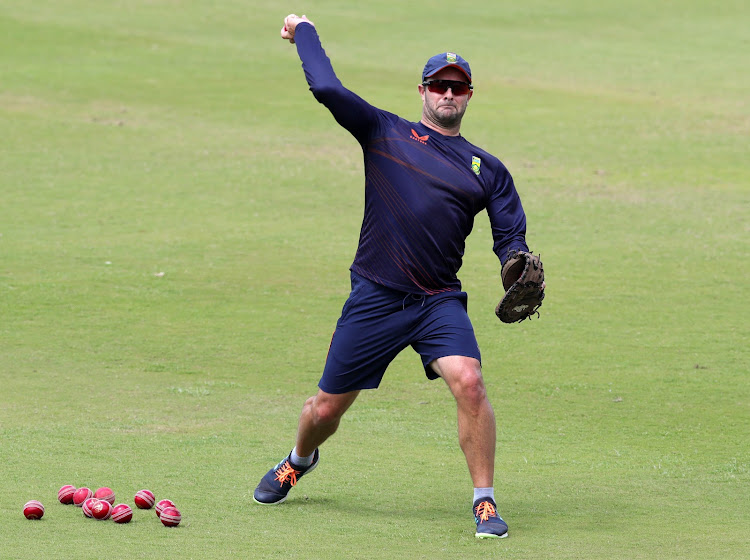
[
  {"xmin": 274, "ymin": 460, "xmax": 300, "ymax": 487},
  {"xmin": 475, "ymin": 501, "xmax": 498, "ymax": 523}
]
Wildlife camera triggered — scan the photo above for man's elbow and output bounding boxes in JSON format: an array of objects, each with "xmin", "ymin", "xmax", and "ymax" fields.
[{"xmin": 310, "ymin": 82, "xmax": 344, "ymax": 103}]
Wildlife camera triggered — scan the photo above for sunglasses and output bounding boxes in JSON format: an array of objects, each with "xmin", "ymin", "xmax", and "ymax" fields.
[{"xmin": 422, "ymin": 79, "xmax": 473, "ymax": 96}]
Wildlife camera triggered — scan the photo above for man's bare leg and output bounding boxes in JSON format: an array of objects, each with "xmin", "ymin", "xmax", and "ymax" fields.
[
  {"xmin": 431, "ymin": 356, "xmax": 495, "ymax": 487},
  {"xmin": 295, "ymin": 389, "xmax": 360, "ymax": 457},
  {"xmin": 431, "ymin": 355, "xmax": 508, "ymax": 538},
  {"xmin": 254, "ymin": 388, "xmax": 359, "ymax": 504}
]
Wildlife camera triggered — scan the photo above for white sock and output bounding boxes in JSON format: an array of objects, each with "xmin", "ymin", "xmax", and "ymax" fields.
[
  {"xmin": 290, "ymin": 447, "xmax": 314, "ymax": 467},
  {"xmin": 473, "ymin": 487, "xmax": 495, "ymax": 504}
]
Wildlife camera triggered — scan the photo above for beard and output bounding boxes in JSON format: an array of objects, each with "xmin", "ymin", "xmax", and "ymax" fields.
[{"xmin": 425, "ymin": 100, "xmax": 468, "ymax": 129}]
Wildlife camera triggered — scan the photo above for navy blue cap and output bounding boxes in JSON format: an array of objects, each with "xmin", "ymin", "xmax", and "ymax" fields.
[{"xmin": 422, "ymin": 52, "xmax": 472, "ymax": 83}]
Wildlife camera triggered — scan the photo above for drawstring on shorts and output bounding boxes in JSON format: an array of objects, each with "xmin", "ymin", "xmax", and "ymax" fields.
[{"xmin": 402, "ymin": 293, "xmax": 426, "ymax": 310}]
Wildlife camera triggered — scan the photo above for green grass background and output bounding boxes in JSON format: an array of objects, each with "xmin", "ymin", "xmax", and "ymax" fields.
[{"xmin": 1, "ymin": 1, "xmax": 748, "ymax": 558}]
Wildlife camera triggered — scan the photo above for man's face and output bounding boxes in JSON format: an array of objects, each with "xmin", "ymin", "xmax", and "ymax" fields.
[{"xmin": 419, "ymin": 67, "xmax": 474, "ymax": 131}]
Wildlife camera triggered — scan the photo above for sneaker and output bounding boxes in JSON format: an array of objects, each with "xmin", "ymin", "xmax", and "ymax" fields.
[
  {"xmin": 253, "ymin": 449, "xmax": 320, "ymax": 505},
  {"xmin": 473, "ymin": 497, "xmax": 509, "ymax": 539}
]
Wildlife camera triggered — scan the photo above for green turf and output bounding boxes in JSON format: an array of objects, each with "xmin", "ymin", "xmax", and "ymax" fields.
[{"xmin": 1, "ymin": 1, "xmax": 748, "ymax": 558}]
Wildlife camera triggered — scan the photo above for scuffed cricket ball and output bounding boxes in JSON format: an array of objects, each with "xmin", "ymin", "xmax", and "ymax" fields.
[
  {"xmin": 82, "ymin": 498, "xmax": 98, "ymax": 518},
  {"xmin": 73, "ymin": 487, "xmax": 93, "ymax": 507},
  {"xmin": 91, "ymin": 499, "xmax": 112, "ymax": 520},
  {"xmin": 58, "ymin": 485, "xmax": 76, "ymax": 504},
  {"xmin": 111, "ymin": 503, "xmax": 133, "ymax": 524},
  {"xmin": 23, "ymin": 500, "xmax": 45, "ymax": 520},
  {"xmin": 155, "ymin": 499, "xmax": 175, "ymax": 518},
  {"xmin": 160, "ymin": 506, "xmax": 181, "ymax": 527},
  {"xmin": 134, "ymin": 489, "xmax": 155, "ymax": 509},
  {"xmin": 94, "ymin": 487, "xmax": 115, "ymax": 505}
]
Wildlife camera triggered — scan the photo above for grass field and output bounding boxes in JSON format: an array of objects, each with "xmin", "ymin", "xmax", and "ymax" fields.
[{"xmin": 1, "ymin": 1, "xmax": 748, "ymax": 558}]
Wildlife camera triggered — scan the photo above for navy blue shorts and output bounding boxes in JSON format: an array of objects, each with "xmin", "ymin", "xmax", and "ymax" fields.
[{"xmin": 318, "ymin": 272, "xmax": 481, "ymax": 394}]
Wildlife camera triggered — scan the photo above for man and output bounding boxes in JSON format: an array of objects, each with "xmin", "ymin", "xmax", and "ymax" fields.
[{"xmin": 254, "ymin": 14, "xmax": 540, "ymax": 540}]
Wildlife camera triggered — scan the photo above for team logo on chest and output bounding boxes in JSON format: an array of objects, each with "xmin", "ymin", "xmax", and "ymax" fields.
[
  {"xmin": 410, "ymin": 128, "xmax": 429, "ymax": 144},
  {"xmin": 471, "ymin": 156, "xmax": 482, "ymax": 175}
]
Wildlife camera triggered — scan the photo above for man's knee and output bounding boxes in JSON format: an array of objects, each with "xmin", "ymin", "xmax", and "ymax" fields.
[
  {"xmin": 308, "ymin": 391, "xmax": 356, "ymax": 425},
  {"xmin": 439, "ymin": 358, "xmax": 487, "ymax": 407},
  {"xmin": 456, "ymin": 371, "xmax": 487, "ymax": 406}
]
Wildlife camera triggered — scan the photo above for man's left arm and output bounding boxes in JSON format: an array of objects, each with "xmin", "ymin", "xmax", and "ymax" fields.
[
  {"xmin": 486, "ymin": 170, "xmax": 529, "ymax": 266},
  {"xmin": 486, "ymin": 169, "xmax": 546, "ymax": 323}
]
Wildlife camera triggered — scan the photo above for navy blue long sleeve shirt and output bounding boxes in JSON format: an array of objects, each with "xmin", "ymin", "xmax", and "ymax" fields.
[{"xmin": 294, "ymin": 23, "xmax": 529, "ymax": 295}]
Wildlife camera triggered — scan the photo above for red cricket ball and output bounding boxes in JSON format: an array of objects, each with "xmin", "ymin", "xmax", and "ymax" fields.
[
  {"xmin": 91, "ymin": 499, "xmax": 112, "ymax": 520},
  {"xmin": 82, "ymin": 498, "xmax": 98, "ymax": 518},
  {"xmin": 23, "ymin": 500, "xmax": 45, "ymax": 520},
  {"xmin": 159, "ymin": 506, "xmax": 181, "ymax": 527},
  {"xmin": 73, "ymin": 487, "xmax": 93, "ymax": 507},
  {"xmin": 134, "ymin": 489, "xmax": 155, "ymax": 509},
  {"xmin": 94, "ymin": 487, "xmax": 115, "ymax": 505},
  {"xmin": 155, "ymin": 499, "xmax": 175, "ymax": 518},
  {"xmin": 58, "ymin": 485, "xmax": 76, "ymax": 504},
  {"xmin": 111, "ymin": 503, "xmax": 133, "ymax": 524}
]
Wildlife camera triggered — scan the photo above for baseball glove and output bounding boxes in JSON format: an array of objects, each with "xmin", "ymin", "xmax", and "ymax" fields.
[{"xmin": 495, "ymin": 250, "xmax": 545, "ymax": 323}]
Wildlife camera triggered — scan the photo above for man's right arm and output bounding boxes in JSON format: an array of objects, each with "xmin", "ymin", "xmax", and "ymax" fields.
[{"xmin": 280, "ymin": 15, "xmax": 384, "ymax": 145}]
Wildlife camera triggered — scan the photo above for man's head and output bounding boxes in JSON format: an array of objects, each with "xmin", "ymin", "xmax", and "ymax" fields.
[
  {"xmin": 421, "ymin": 52, "xmax": 472, "ymax": 84},
  {"xmin": 419, "ymin": 52, "xmax": 474, "ymax": 135}
]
